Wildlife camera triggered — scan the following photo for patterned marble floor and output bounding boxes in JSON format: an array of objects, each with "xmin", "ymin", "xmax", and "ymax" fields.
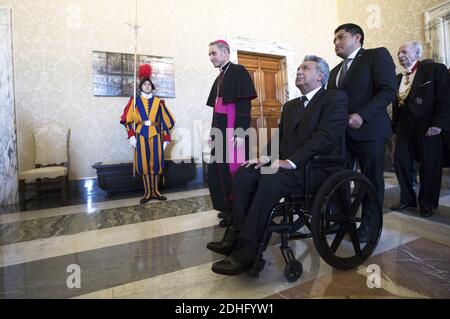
[{"xmin": 1, "ymin": 173, "xmax": 450, "ymax": 299}]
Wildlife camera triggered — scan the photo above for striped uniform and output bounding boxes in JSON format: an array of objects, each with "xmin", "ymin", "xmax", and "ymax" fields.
[{"xmin": 120, "ymin": 95, "xmax": 175, "ymax": 176}]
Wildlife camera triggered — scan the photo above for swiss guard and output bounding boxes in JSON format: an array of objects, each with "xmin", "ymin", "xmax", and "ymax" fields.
[{"xmin": 120, "ymin": 64, "xmax": 175, "ymax": 204}]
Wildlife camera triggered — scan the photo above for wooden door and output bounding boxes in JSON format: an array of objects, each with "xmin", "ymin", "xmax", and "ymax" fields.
[{"xmin": 238, "ymin": 52, "xmax": 286, "ymax": 156}]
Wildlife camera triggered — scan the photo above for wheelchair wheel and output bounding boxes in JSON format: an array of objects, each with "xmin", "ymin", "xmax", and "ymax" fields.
[
  {"xmin": 310, "ymin": 170, "xmax": 382, "ymax": 270},
  {"xmin": 284, "ymin": 260, "xmax": 303, "ymax": 282}
]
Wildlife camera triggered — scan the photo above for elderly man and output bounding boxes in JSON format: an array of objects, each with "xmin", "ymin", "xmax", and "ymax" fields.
[
  {"xmin": 207, "ymin": 55, "xmax": 348, "ymax": 276},
  {"xmin": 390, "ymin": 41, "xmax": 450, "ymax": 217}
]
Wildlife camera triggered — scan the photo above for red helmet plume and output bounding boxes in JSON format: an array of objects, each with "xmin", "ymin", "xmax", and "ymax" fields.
[{"xmin": 139, "ymin": 64, "xmax": 152, "ymax": 79}]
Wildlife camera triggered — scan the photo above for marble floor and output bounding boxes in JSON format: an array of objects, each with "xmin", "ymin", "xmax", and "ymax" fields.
[{"xmin": 1, "ymin": 172, "xmax": 450, "ymax": 299}]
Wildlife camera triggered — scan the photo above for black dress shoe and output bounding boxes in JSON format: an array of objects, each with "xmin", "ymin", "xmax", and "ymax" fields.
[
  {"xmin": 206, "ymin": 227, "xmax": 238, "ymax": 255},
  {"xmin": 211, "ymin": 256, "xmax": 253, "ymax": 276},
  {"xmin": 218, "ymin": 215, "xmax": 232, "ymax": 228},
  {"xmin": 357, "ymin": 224, "xmax": 370, "ymax": 243},
  {"xmin": 357, "ymin": 230, "xmax": 369, "ymax": 243},
  {"xmin": 390, "ymin": 203, "xmax": 417, "ymax": 211},
  {"xmin": 154, "ymin": 194, "xmax": 167, "ymax": 201},
  {"xmin": 217, "ymin": 211, "xmax": 229, "ymax": 219},
  {"xmin": 140, "ymin": 198, "xmax": 151, "ymax": 204},
  {"xmin": 420, "ymin": 207, "xmax": 433, "ymax": 217},
  {"xmin": 206, "ymin": 240, "xmax": 236, "ymax": 255},
  {"xmin": 326, "ymin": 222, "xmax": 341, "ymax": 234}
]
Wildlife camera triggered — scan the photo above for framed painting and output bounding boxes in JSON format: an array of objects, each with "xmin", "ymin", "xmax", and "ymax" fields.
[{"xmin": 92, "ymin": 51, "xmax": 175, "ymax": 97}]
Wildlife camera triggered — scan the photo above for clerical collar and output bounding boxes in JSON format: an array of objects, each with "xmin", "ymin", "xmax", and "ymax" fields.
[
  {"xmin": 220, "ymin": 61, "xmax": 231, "ymax": 72},
  {"xmin": 404, "ymin": 60, "xmax": 419, "ymax": 74},
  {"xmin": 141, "ymin": 92, "xmax": 153, "ymax": 99}
]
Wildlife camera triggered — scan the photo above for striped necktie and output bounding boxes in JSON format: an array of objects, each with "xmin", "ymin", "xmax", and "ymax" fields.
[{"xmin": 338, "ymin": 58, "xmax": 352, "ymax": 88}]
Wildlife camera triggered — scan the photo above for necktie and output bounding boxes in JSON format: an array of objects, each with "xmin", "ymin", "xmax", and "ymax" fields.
[
  {"xmin": 296, "ymin": 96, "xmax": 309, "ymax": 117},
  {"xmin": 405, "ymin": 71, "xmax": 412, "ymax": 85},
  {"xmin": 337, "ymin": 58, "xmax": 352, "ymax": 88}
]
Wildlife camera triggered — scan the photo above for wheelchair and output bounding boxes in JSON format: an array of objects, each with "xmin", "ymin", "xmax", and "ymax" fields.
[{"xmin": 246, "ymin": 153, "xmax": 383, "ymax": 282}]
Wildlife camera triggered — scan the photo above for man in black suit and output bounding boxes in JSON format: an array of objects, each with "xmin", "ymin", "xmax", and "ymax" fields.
[
  {"xmin": 390, "ymin": 41, "xmax": 450, "ymax": 217},
  {"xmin": 207, "ymin": 55, "xmax": 348, "ymax": 276},
  {"xmin": 328, "ymin": 23, "xmax": 397, "ymax": 240}
]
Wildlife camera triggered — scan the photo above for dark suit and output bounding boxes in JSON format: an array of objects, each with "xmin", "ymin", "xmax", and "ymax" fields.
[
  {"xmin": 231, "ymin": 88, "xmax": 348, "ymax": 257},
  {"xmin": 392, "ymin": 61, "xmax": 450, "ymax": 209},
  {"xmin": 328, "ymin": 47, "xmax": 397, "ymax": 205}
]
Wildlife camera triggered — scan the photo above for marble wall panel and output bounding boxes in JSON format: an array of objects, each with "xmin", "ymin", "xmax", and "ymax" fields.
[{"xmin": 0, "ymin": 8, "xmax": 18, "ymax": 205}]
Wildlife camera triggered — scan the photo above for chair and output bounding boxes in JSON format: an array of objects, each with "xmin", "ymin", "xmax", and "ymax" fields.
[
  {"xmin": 18, "ymin": 123, "xmax": 70, "ymax": 210},
  {"xmin": 246, "ymin": 137, "xmax": 383, "ymax": 282}
]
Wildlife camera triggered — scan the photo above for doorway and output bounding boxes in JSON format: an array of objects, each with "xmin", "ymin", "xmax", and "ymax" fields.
[{"xmin": 238, "ymin": 52, "xmax": 287, "ymax": 156}]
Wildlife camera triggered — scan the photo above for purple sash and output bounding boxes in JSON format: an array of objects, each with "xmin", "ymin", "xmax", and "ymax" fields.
[{"xmin": 214, "ymin": 97, "xmax": 245, "ymax": 176}]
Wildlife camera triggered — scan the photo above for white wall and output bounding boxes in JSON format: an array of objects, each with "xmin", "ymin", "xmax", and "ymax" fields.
[{"xmin": 337, "ymin": 0, "xmax": 449, "ymax": 70}]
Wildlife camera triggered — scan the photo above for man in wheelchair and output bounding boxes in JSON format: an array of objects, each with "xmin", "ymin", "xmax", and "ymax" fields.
[{"xmin": 207, "ymin": 55, "xmax": 349, "ymax": 276}]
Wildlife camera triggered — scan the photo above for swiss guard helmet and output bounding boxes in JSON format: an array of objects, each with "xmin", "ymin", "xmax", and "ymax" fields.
[{"xmin": 138, "ymin": 64, "xmax": 155, "ymax": 91}]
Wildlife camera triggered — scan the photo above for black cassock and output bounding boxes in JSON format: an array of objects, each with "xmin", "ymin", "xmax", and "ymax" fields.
[{"xmin": 206, "ymin": 62, "xmax": 257, "ymax": 214}]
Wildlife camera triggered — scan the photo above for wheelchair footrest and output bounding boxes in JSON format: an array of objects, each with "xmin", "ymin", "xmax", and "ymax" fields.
[
  {"xmin": 270, "ymin": 224, "xmax": 291, "ymax": 233},
  {"xmin": 288, "ymin": 232, "xmax": 312, "ymax": 240},
  {"xmin": 246, "ymin": 258, "xmax": 266, "ymax": 278}
]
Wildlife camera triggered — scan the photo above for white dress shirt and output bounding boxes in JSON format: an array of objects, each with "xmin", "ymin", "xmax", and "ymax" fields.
[
  {"xmin": 285, "ymin": 86, "xmax": 322, "ymax": 169},
  {"xmin": 398, "ymin": 60, "xmax": 418, "ymax": 95},
  {"xmin": 260, "ymin": 87, "xmax": 324, "ymax": 168}
]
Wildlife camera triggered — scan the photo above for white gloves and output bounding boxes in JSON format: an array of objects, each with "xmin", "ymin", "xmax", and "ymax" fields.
[
  {"xmin": 144, "ymin": 120, "xmax": 151, "ymax": 126},
  {"xmin": 129, "ymin": 136, "xmax": 137, "ymax": 148},
  {"xmin": 130, "ymin": 136, "xmax": 169, "ymax": 150}
]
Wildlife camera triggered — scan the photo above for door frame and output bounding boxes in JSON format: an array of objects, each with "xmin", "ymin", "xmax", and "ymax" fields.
[
  {"xmin": 425, "ymin": 2, "xmax": 450, "ymax": 66},
  {"xmin": 225, "ymin": 35, "xmax": 298, "ymax": 102}
]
